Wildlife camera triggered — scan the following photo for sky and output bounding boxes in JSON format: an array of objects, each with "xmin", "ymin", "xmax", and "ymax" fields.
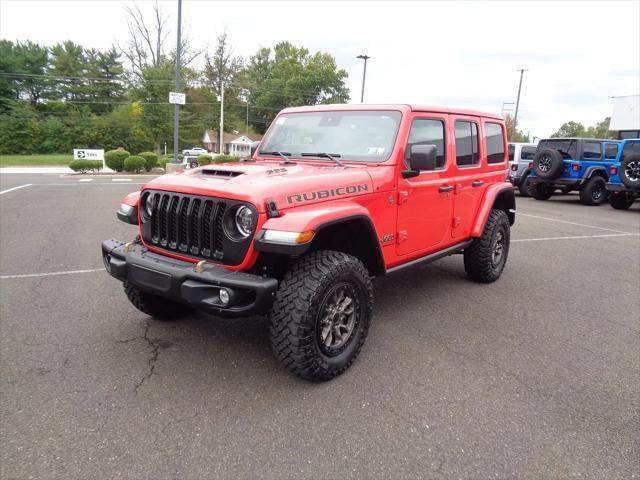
[{"xmin": 1, "ymin": 0, "xmax": 639, "ymax": 138}]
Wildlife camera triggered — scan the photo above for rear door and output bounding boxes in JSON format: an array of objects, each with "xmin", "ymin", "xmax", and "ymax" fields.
[
  {"xmin": 396, "ymin": 115, "xmax": 454, "ymax": 255},
  {"xmin": 450, "ymin": 117, "xmax": 484, "ymax": 238}
]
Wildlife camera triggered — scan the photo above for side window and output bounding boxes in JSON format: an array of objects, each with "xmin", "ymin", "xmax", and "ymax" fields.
[
  {"xmin": 508, "ymin": 144, "xmax": 515, "ymax": 161},
  {"xmin": 485, "ymin": 122, "xmax": 505, "ymax": 164},
  {"xmin": 520, "ymin": 146, "xmax": 537, "ymax": 160},
  {"xmin": 405, "ymin": 119, "xmax": 446, "ymax": 169},
  {"xmin": 455, "ymin": 121, "xmax": 479, "ymax": 167},
  {"xmin": 604, "ymin": 144, "xmax": 618, "ymax": 160},
  {"xmin": 583, "ymin": 142, "xmax": 602, "ymax": 160}
]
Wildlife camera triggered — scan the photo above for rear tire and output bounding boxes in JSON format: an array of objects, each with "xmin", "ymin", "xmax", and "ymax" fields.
[
  {"xmin": 610, "ymin": 192, "xmax": 634, "ymax": 210},
  {"xmin": 620, "ymin": 155, "xmax": 640, "ymax": 189},
  {"xmin": 530, "ymin": 182, "xmax": 554, "ymax": 200},
  {"xmin": 518, "ymin": 174, "xmax": 532, "ymax": 197},
  {"xmin": 124, "ymin": 282, "xmax": 194, "ymax": 320},
  {"xmin": 464, "ymin": 209, "xmax": 510, "ymax": 283},
  {"xmin": 269, "ymin": 250, "xmax": 373, "ymax": 382},
  {"xmin": 579, "ymin": 176, "xmax": 607, "ymax": 206}
]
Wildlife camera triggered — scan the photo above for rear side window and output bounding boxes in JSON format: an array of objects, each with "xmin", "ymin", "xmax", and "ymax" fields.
[
  {"xmin": 405, "ymin": 119, "xmax": 446, "ymax": 169},
  {"xmin": 604, "ymin": 144, "xmax": 619, "ymax": 160},
  {"xmin": 485, "ymin": 123, "xmax": 505, "ymax": 164},
  {"xmin": 583, "ymin": 142, "xmax": 602, "ymax": 160},
  {"xmin": 455, "ymin": 121, "xmax": 479, "ymax": 167},
  {"xmin": 621, "ymin": 141, "xmax": 640, "ymax": 160},
  {"xmin": 538, "ymin": 140, "xmax": 577, "ymax": 159},
  {"xmin": 508, "ymin": 144, "xmax": 515, "ymax": 161},
  {"xmin": 521, "ymin": 146, "xmax": 537, "ymax": 160}
]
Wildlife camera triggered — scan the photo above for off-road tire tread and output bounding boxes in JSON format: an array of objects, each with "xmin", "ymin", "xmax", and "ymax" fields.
[
  {"xmin": 519, "ymin": 174, "xmax": 531, "ymax": 197},
  {"xmin": 124, "ymin": 282, "xmax": 193, "ymax": 320},
  {"xmin": 269, "ymin": 250, "xmax": 373, "ymax": 382},
  {"xmin": 463, "ymin": 209, "xmax": 510, "ymax": 283},
  {"xmin": 579, "ymin": 175, "xmax": 607, "ymax": 206}
]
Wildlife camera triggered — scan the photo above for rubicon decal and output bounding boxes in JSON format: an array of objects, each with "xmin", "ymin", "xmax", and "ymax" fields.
[{"xmin": 286, "ymin": 184, "xmax": 369, "ymax": 204}]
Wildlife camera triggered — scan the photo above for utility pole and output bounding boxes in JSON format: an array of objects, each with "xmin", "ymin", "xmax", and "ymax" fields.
[
  {"xmin": 246, "ymin": 98, "xmax": 249, "ymax": 134},
  {"xmin": 172, "ymin": 0, "xmax": 182, "ymax": 163},
  {"xmin": 357, "ymin": 54, "xmax": 370, "ymax": 103},
  {"xmin": 511, "ymin": 68, "xmax": 527, "ymax": 140},
  {"xmin": 219, "ymin": 80, "xmax": 224, "ymax": 154}
]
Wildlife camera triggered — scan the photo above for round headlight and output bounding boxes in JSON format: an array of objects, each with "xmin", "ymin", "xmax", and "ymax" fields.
[
  {"xmin": 234, "ymin": 206, "xmax": 254, "ymax": 237},
  {"xmin": 144, "ymin": 194, "xmax": 154, "ymax": 217}
]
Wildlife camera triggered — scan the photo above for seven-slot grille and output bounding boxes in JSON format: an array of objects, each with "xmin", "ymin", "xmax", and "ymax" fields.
[{"xmin": 147, "ymin": 192, "xmax": 227, "ymax": 260}]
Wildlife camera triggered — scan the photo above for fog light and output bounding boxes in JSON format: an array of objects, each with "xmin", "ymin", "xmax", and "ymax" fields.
[{"xmin": 219, "ymin": 288, "xmax": 230, "ymax": 305}]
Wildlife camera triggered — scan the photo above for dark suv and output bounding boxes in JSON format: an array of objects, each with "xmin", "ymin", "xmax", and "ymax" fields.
[{"xmin": 528, "ymin": 138, "xmax": 621, "ymax": 205}]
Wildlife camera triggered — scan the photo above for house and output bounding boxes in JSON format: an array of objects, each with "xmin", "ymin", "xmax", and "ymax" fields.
[{"xmin": 202, "ymin": 130, "xmax": 263, "ymax": 156}]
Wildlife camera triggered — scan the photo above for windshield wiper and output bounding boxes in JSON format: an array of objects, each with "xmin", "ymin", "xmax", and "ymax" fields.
[
  {"xmin": 300, "ymin": 152, "xmax": 344, "ymax": 166},
  {"xmin": 258, "ymin": 151, "xmax": 296, "ymax": 164}
]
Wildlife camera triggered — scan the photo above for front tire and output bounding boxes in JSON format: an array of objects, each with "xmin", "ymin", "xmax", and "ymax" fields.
[
  {"xmin": 530, "ymin": 182, "xmax": 554, "ymax": 200},
  {"xmin": 518, "ymin": 174, "xmax": 532, "ymax": 197},
  {"xmin": 579, "ymin": 176, "xmax": 607, "ymax": 206},
  {"xmin": 464, "ymin": 209, "xmax": 510, "ymax": 283},
  {"xmin": 269, "ymin": 250, "xmax": 373, "ymax": 382},
  {"xmin": 124, "ymin": 282, "xmax": 194, "ymax": 320}
]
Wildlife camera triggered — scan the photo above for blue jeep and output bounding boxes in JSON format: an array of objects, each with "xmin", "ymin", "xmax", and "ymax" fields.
[
  {"xmin": 606, "ymin": 139, "xmax": 640, "ymax": 210},
  {"xmin": 528, "ymin": 138, "xmax": 622, "ymax": 205}
]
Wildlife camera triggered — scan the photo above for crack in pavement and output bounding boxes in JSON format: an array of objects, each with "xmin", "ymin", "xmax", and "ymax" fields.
[{"xmin": 133, "ymin": 322, "xmax": 172, "ymax": 394}]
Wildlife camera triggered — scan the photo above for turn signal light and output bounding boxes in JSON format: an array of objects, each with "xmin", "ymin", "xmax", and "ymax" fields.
[
  {"xmin": 511, "ymin": 164, "xmax": 518, "ymax": 171},
  {"xmin": 572, "ymin": 163, "xmax": 581, "ymax": 172},
  {"xmin": 609, "ymin": 165, "xmax": 618, "ymax": 175}
]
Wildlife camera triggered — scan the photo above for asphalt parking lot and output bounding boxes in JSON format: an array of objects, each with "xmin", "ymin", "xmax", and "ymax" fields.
[{"xmin": 1, "ymin": 173, "xmax": 638, "ymax": 479}]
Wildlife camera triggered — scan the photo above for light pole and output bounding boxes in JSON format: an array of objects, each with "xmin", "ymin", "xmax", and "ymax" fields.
[
  {"xmin": 511, "ymin": 68, "xmax": 527, "ymax": 140},
  {"xmin": 356, "ymin": 54, "xmax": 370, "ymax": 103},
  {"xmin": 172, "ymin": 0, "xmax": 182, "ymax": 163}
]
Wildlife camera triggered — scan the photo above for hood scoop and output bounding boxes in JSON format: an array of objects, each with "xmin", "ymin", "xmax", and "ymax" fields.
[{"xmin": 200, "ymin": 168, "xmax": 243, "ymax": 179}]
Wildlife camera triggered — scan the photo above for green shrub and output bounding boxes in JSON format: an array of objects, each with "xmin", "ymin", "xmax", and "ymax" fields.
[
  {"xmin": 123, "ymin": 155, "xmax": 146, "ymax": 173},
  {"xmin": 214, "ymin": 155, "xmax": 240, "ymax": 164},
  {"xmin": 105, "ymin": 149, "xmax": 130, "ymax": 172},
  {"xmin": 69, "ymin": 159, "xmax": 90, "ymax": 173},
  {"xmin": 69, "ymin": 159, "xmax": 103, "ymax": 173},
  {"xmin": 197, "ymin": 154, "xmax": 212, "ymax": 166},
  {"xmin": 137, "ymin": 151, "xmax": 158, "ymax": 171}
]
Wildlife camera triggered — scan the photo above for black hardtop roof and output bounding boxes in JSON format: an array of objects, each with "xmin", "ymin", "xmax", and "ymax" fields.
[{"xmin": 540, "ymin": 137, "xmax": 621, "ymax": 143}]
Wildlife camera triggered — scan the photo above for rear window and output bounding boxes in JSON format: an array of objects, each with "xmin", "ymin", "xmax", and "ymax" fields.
[
  {"xmin": 485, "ymin": 123, "xmax": 505, "ymax": 164},
  {"xmin": 583, "ymin": 142, "xmax": 602, "ymax": 160},
  {"xmin": 621, "ymin": 141, "xmax": 640, "ymax": 160},
  {"xmin": 521, "ymin": 146, "xmax": 537, "ymax": 160},
  {"xmin": 538, "ymin": 140, "xmax": 577, "ymax": 159}
]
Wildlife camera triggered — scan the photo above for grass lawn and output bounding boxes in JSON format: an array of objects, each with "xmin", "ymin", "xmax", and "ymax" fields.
[{"xmin": 0, "ymin": 154, "xmax": 72, "ymax": 167}]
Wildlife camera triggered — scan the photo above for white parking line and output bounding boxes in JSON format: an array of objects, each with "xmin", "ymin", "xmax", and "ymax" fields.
[
  {"xmin": 78, "ymin": 178, "xmax": 93, "ymax": 182},
  {"xmin": 112, "ymin": 178, "xmax": 132, "ymax": 182},
  {"xmin": 0, "ymin": 184, "xmax": 32, "ymax": 195},
  {"xmin": 513, "ymin": 233, "xmax": 639, "ymax": 242},
  {"xmin": 0, "ymin": 268, "xmax": 104, "ymax": 280},
  {"xmin": 517, "ymin": 212, "xmax": 633, "ymax": 234}
]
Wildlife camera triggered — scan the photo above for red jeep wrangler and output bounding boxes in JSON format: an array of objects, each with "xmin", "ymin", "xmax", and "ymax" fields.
[{"xmin": 102, "ymin": 104, "xmax": 515, "ymax": 381}]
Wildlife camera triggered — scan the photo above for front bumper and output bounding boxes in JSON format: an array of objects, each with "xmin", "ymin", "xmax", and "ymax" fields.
[
  {"xmin": 101, "ymin": 239, "xmax": 278, "ymax": 317},
  {"xmin": 606, "ymin": 182, "xmax": 639, "ymax": 194}
]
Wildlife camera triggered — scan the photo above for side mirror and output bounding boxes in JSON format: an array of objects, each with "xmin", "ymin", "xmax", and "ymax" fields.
[
  {"xmin": 250, "ymin": 141, "xmax": 261, "ymax": 157},
  {"xmin": 402, "ymin": 144, "xmax": 437, "ymax": 178}
]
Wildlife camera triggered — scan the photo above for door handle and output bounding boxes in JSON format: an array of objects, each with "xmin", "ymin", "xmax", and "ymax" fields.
[
  {"xmin": 438, "ymin": 185, "xmax": 455, "ymax": 193},
  {"xmin": 472, "ymin": 180, "xmax": 484, "ymax": 187}
]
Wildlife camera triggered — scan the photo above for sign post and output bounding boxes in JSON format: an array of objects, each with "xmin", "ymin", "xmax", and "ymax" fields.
[{"xmin": 73, "ymin": 149, "xmax": 105, "ymax": 170}]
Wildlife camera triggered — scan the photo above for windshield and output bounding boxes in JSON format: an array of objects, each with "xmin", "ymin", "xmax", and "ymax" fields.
[{"xmin": 260, "ymin": 111, "xmax": 402, "ymax": 162}]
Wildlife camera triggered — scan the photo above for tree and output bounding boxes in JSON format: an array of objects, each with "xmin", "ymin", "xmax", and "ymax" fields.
[
  {"xmin": 85, "ymin": 46, "xmax": 126, "ymax": 113},
  {"xmin": 47, "ymin": 41, "xmax": 88, "ymax": 101},
  {"xmin": 13, "ymin": 41, "xmax": 49, "ymax": 105},
  {"xmin": 550, "ymin": 117, "xmax": 615, "ymax": 139},
  {"xmin": 245, "ymin": 42, "xmax": 350, "ymax": 132},
  {"xmin": 504, "ymin": 114, "xmax": 529, "ymax": 142},
  {"xmin": 585, "ymin": 117, "xmax": 613, "ymax": 139}
]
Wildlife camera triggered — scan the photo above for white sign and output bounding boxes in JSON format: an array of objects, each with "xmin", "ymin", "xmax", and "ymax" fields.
[
  {"xmin": 169, "ymin": 92, "xmax": 186, "ymax": 105},
  {"xmin": 74, "ymin": 149, "xmax": 105, "ymax": 169}
]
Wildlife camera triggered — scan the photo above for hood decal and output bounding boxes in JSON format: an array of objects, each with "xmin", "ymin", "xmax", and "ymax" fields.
[{"xmin": 287, "ymin": 184, "xmax": 369, "ymax": 204}]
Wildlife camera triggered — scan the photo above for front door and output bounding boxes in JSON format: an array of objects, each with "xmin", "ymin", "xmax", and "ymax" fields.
[{"xmin": 396, "ymin": 116, "xmax": 454, "ymax": 256}]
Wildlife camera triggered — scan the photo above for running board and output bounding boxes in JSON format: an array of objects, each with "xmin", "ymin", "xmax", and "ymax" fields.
[{"xmin": 385, "ymin": 240, "xmax": 474, "ymax": 275}]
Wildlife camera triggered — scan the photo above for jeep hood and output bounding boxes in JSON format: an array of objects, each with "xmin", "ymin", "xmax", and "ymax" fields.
[{"xmin": 144, "ymin": 161, "xmax": 374, "ymax": 213}]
